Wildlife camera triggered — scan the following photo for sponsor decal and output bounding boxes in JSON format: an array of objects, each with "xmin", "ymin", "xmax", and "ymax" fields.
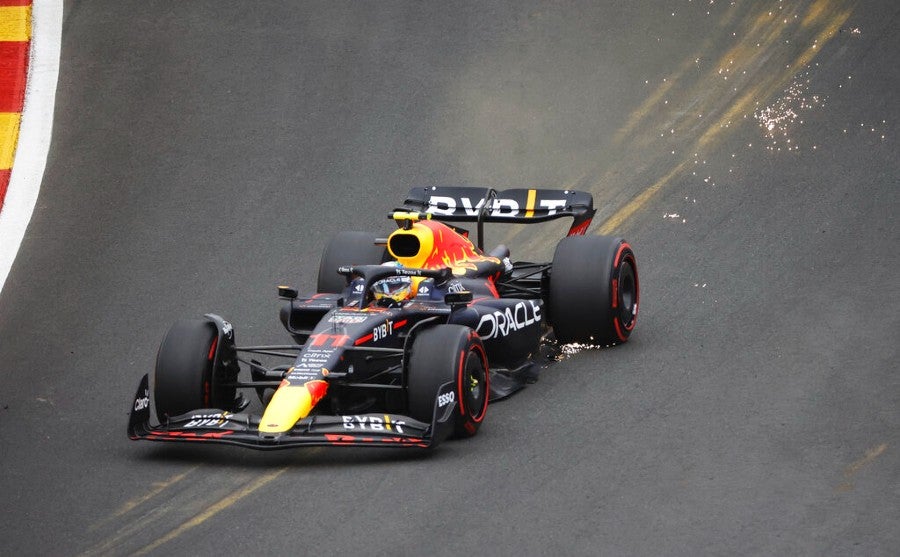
[
  {"xmin": 373, "ymin": 320, "xmax": 394, "ymax": 342},
  {"xmin": 183, "ymin": 412, "xmax": 231, "ymax": 429},
  {"xmin": 437, "ymin": 391, "xmax": 455, "ymax": 408},
  {"xmin": 328, "ymin": 313, "xmax": 368, "ymax": 324},
  {"xmin": 134, "ymin": 389, "xmax": 150, "ymax": 412},
  {"xmin": 295, "ymin": 348, "xmax": 330, "ymax": 370},
  {"xmin": 476, "ymin": 300, "xmax": 542, "ymax": 339},
  {"xmin": 342, "ymin": 415, "xmax": 406, "ymax": 434},
  {"xmin": 379, "ymin": 275, "xmax": 408, "ymax": 286},
  {"xmin": 447, "ymin": 280, "xmax": 466, "ymax": 294},
  {"xmin": 356, "ymin": 318, "xmax": 407, "ymax": 345},
  {"xmin": 222, "ymin": 320, "xmax": 233, "ymax": 339},
  {"xmin": 288, "ymin": 367, "xmax": 324, "ymax": 381},
  {"xmin": 426, "ymin": 195, "xmax": 567, "ymax": 218}
]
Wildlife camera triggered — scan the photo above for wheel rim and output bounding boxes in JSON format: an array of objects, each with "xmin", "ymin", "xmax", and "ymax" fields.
[
  {"xmin": 462, "ymin": 349, "xmax": 487, "ymax": 422},
  {"xmin": 617, "ymin": 256, "xmax": 637, "ymax": 329}
]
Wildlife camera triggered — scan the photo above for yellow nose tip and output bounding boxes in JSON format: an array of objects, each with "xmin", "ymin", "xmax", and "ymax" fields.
[{"xmin": 258, "ymin": 380, "xmax": 328, "ymax": 434}]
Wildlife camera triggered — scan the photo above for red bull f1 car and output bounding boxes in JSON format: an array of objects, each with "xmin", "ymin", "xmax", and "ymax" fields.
[{"xmin": 128, "ymin": 186, "xmax": 639, "ymax": 449}]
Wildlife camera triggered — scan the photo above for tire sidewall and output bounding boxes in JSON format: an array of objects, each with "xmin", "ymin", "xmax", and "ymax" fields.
[
  {"xmin": 153, "ymin": 319, "xmax": 218, "ymax": 420},
  {"xmin": 549, "ymin": 235, "xmax": 639, "ymax": 345},
  {"xmin": 407, "ymin": 325, "xmax": 489, "ymax": 439}
]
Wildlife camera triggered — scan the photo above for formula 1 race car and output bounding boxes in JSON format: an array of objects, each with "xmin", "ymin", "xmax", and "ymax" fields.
[{"xmin": 128, "ymin": 186, "xmax": 638, "ymax": 449}]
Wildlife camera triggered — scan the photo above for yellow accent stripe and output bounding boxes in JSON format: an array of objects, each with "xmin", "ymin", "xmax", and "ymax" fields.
[
  {"xmin": 0, "ymin": 6, "xmax": 30, "ymax": 42},
  {"xmin": 133, "ymin": 468, "xmax": 287, "ymax": 556},
  {"xmin": 525, "ymin": 188, "xmax": 537, "ymax": 218},
  {"xmin": 0, "ymin": 112, "xmax": 22, "ymax": 168}
]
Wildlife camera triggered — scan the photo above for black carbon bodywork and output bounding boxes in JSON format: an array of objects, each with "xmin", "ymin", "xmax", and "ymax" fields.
[{"xmin": 127, "ymin": 186, "xmax": 635, "ymax": 451}]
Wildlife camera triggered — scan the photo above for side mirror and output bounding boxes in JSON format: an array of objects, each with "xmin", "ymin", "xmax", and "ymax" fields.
[{"xmin": 277, "ymin": 285, "xmax": 298, "ymax": 300}]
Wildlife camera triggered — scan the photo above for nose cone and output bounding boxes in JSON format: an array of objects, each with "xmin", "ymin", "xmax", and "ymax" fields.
[{"xmin": 258, "ymin": 380, "xmax": 328, "ymax": 434}]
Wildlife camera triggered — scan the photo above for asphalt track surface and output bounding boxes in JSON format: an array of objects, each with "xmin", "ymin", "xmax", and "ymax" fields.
[{"xmin": 1, "ymin": 1, "xmax": 898, "ymax": 555}]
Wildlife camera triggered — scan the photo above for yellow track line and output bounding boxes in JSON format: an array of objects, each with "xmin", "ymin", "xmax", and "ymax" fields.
[
  {"xmin": 90, "ymin": 467, "xmax": 198, "ymax": 532},
  {"xmin": 844, "ymin": 443, "xmax": 888, "ymax": 478},
  {"xmin": 597, "ymin": 0, "xmax": 852, "ymax": 235},
  {"xmin": 598, "ymin": 161, "xmax": 688, "ymax": 235},
  {"xmin": 133, "ymin": 467, "xmax": 287, "ymax": 556}
]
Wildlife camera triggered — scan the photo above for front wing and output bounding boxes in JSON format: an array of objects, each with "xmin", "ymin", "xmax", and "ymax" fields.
[{"xmin": 127, "ymin": 375, "xmax": 457, "ymax": 450}]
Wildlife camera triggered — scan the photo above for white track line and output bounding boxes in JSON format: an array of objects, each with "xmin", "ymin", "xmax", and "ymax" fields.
[{"xmin": 0, "ymin": 0, "xmax": 63, "ymax": 297}]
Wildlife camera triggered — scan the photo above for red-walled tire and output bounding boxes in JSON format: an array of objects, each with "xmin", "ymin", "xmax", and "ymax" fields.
[
  {"xmin": 549, "ymin": 235, "xmax": 639, "ymax": 345},
  {"xmin": 407, "ymin": 325, "xmax": 489, "ymax": 439}
]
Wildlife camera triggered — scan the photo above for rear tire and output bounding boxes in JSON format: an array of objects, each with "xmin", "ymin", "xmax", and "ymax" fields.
[
  {"xmin": 154, "ymin": 319, "xmax": 236, "ymax": 419},
  {"xmin": 407, "ymin": 325, "xmax": 489, "ymax": 439},
  {"xmin": 317, "ymin": 231, "xmax": 388, "ymax": 293},
  {"xmin": 549, "ymin": 235, "xmax": 639, "ymax": 345}
]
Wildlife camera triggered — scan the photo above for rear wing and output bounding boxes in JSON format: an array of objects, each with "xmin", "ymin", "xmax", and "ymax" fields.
[{"xmin": 400, "ymin": 187, "xmax": 595, "ymax": 247}]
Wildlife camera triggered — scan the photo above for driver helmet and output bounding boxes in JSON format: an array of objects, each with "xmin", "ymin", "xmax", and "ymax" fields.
[{"xmin": 371, "ymin": 262, "xmax": 413, "ymax": 304}]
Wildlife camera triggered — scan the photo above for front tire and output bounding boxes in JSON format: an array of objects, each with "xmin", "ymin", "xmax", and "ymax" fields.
[
  {"xmin": 549, "ymin": 235, "xmax": 639, "ymax": 345},
  {"xmin": 407, "ymin": 325, "xmax": 489, "ymax": 439},
  {"xmin": 154, "ymin": 319, "xmax": 236, "ymax": 419}
]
